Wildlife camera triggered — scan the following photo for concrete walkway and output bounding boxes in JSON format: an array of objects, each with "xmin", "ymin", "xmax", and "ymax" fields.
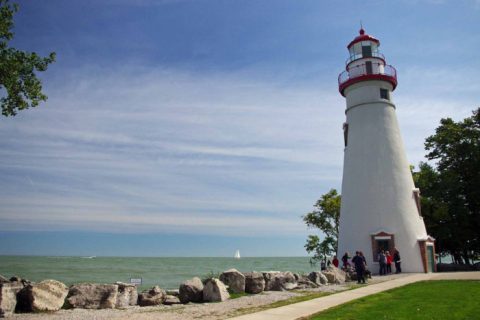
[{"xmin": 228, "ymin": 272, "xmax": 480, "ymax": 320}]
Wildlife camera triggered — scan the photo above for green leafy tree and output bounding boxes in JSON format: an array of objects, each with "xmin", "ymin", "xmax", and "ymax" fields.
[
  {"xmin": 303, "ymin": 189, "xmax": 341, "ymax": 265},
  {"xmin": 412, "ymin": 163, "xmax": 453, "ymax": 261},
  {"xmin": 0, "ymin": 0, "xmax": 55, "ymax": 117},
  {"xmin": 413, "ymin": 108, "xmax": 480, "ymax": 264}
]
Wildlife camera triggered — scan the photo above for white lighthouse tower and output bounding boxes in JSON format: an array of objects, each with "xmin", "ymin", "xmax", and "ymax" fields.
[{"xmin": 336, "ymin": 28, "xmax": 436, "ymax": 273}]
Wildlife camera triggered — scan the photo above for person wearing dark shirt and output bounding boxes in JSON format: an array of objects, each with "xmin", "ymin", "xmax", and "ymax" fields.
[
  {"xmin": 341, "ymin": 252, "xmax": 350, "ymax": 269},
  {"xmin": 393, "ymin": 248, "xmax": 402, "ymax": 273},
  {"xmin": 378, "ymin": 250, "xmax": 387, "ymax": 275},
  {"xmin": 351, "ymin": 251, "xmax": 366, "ymax": 284}
]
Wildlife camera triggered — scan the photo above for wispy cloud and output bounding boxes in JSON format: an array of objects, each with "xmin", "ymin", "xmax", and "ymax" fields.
[
  {"xmin": 0, "ymin": 66, "xmax": 343, "ymax": 235},
  {"xmin": 1, "ymin": 56, "xmax": 478, "ymax": 236}
]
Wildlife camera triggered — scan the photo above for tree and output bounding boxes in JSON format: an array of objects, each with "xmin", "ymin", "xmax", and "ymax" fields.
[
  {"xmin": 303, "ymin": 189, "xmax": 341, "ymax": 265},
  {"xmin": 413, "ymin": 108, "xmax": 480, "ymax": 264},
  {"xmin": 412, "ymin": 163, "xmax": 454, "ymax": 262},
  {"xmin": 0, "ymin": 0, "xmax": 55, "ymax": 117}
]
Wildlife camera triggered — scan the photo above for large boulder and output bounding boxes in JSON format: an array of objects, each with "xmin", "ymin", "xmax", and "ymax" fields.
[
  {"xmin": 295, "ymin": 274, "xmax": 320, "ymax": 289},
  {"xmin": 308, "ymin": 272, "xmax": 328, "ymax": 286},
  {"xmin": 203, "ymin": 278, "xmax": 230, "ymax": 302},
  {"xmin": 179, "ymin": 277, "xmax": 203, "ymax": 304},
  {"xmin": 244, "ymin": 272, "xmax": 265, "ymax": 294},
  {"xmin": 0, "ymin": 281, "xmax": 24, "ymax": 317},
  {"xmin": 322, "ymin": 267, "xmax": 346, "ymax": 284},
  {"xmin": 263, "ymin": 271, "xmax": 297, "ymax": 291},
  {"xmin": 16, "ymin": 280, "xmax": 68, "ymax": 312},
  {"xmin": 138, "ymin": 286, "xmax": 165, "ymax": 306},
  {"xmin": 66, "ymin": 283, "xmax": 118, "ymax": 309},
  {"xmin": 115, "ymin": 282, "xmax": 138, "ymax": 308},
  {"xmin": 219, "ymin": 269, "xmax": 245, "ymax": 293}
]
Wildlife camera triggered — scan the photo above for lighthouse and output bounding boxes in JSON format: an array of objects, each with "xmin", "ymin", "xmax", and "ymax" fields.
[{"xmin": 336, "ymin": 29, "xmax": 436, "ymax": 273}]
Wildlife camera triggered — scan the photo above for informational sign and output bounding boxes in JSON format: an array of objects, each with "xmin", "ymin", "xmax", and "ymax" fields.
[{"xmin": 130, "ymin": 278, "xmax": 142, "ymax": 286}]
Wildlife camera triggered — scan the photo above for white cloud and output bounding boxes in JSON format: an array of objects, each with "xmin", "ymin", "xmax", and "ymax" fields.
[
  {"xmin": 1, "ymin": 61, "xmax": 477, "ymax": 235},
  {"xmin": 0, "ymin": 66, "xmax": 343, "ymax": 235}
]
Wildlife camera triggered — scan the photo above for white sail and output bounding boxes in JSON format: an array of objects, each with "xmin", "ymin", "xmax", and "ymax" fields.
[{"xmin": 234, "ymin": 250, "xmax": 240, "ymax": 259}]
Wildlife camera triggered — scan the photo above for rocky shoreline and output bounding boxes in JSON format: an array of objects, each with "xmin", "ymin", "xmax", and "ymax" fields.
[{"xmin": 0, "ymin": 267, "xmax": 354, "ymax": 318}]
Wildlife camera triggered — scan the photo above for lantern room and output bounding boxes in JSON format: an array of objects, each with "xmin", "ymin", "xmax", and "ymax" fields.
[
  {"xmin": 338, "ymin": 28, "xmax": 397, "ymax": 97},
  {"xmin": 346, "ymin": 29, "xmax": 381, "ymax": 65}
]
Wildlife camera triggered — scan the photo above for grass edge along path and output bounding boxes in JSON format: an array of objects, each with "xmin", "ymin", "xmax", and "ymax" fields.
[
  {"xmin": 304, "ymin": 280, "xmax": 480, "ymax": 320},
  {"xmin": 228, "ymin": 291, "xmax": 334, "ymax": 318}
]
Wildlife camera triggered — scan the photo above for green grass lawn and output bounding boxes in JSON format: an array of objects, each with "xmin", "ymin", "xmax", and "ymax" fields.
[{"xmin": 307, "ymin": 280, "xmax": 480, "ymax": 320}]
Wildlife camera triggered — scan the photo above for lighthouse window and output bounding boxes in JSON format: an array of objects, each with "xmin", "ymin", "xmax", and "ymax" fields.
[
  {"xmin": 343, "ymin": 123, "xmax": 349, "ymax": 147},
  {"xmin": 362, "ymin": 45, "xmax": 372, "ymax": 58},
  {"xmin": 365, "ymin": 61, "xmax": 373, "ymax": 74},
  {"xmin": 380, "ymin": 88, "xmax": 389, "ymax": 100}
]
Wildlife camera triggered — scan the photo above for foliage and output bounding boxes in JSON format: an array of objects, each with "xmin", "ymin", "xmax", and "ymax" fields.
[
  {"xmin": 229, "ymin": 292, "xmax": 250, "ymax": 299},
  {"xmin": 303, "ymin": 189, "xmax": 341, "ymax": 265},
  {"xmin": 308, "ymin": 280, "xmax": 480, "ymax": 320},
  {"xmin": 413, "ymin": 108, "xmax": 480, "ymax": 264},
  {"xmin": 201, "ymin": 271, "xmax": 221, "ymax": 284},
  {"xmin": 0, "ymin": 0, "xmax": 56, "ymax": 116}
]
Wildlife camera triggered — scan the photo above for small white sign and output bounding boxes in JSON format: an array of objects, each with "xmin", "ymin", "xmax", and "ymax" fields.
[{"xmin": 130, "ymin": 278, "xmax": 142, "ymax": 285}]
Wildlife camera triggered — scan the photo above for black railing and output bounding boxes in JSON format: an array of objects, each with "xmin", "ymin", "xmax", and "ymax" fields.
[
  {"xmin": 338, "ymin": 63, "xmax": 397, "ymax": 86},
  {"xmin": 345, "ymin": 52, "xmax": 385, "ymax": 65}
]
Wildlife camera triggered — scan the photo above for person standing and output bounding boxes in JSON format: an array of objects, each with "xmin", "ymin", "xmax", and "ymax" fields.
[
  {"xmin": 332, "ymin": 256, "xmax": 339, "ymax": 268},
  {"xmin": 352, "ymin": 251, "xmax": 366, "ymax": 284},
  {"xmin": 386, "ymin": 251, "xmax": 393, "ymax": 274},
  {"xmin": 393, "ymin": 248, "xmax": 402, "ymax": 273},
  {"xmin": 341, "ymin": 252, "xmax": 350, "ymax": 270},
  {"xmin": 378, "ymin": 250, "xmax": 387, "ymax": 275}
]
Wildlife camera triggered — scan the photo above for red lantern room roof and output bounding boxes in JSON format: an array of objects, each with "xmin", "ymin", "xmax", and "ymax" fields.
[{"xmin": 347, "ymin": 28, "xmax": 380, "ymax": 49}]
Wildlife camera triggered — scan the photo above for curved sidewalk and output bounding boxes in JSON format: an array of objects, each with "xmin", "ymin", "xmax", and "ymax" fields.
[{"xmin": 228, "ymin": 272, "xmax": 480, "ymax": 320}]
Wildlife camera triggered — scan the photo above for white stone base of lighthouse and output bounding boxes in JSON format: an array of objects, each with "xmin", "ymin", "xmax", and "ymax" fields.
[{"xmin": 336, "ymin": 82, "xmax": 433, "ymax": 273}]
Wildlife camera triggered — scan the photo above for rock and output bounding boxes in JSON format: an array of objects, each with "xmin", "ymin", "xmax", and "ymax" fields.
[
  {"xmin": 263, "ymin": 271, "xmax": 297, "ymax": 291},
  {"xmin": 115, "ymin": 282, "xmax": 138, "ymax": 308},
  {"xmin": 294, "ymin": 274, "xmax": 320, "ymax": 289},
  {"xmin": 203, "ymin": 278, "xmax": 229, "ymax": 302},
  {"xmin": 308, "ymin": 272, "xmax": 328, "ymax": 286},
  {"xmin": 0, "ymin": 282, "xmax": 23, "ymax": 317},
  {"xmin": 66, "ymin": 283, "xmax": 118, "ymax": 309},
  {"xmin": 165, "ymin": 289, "xmax": 179, "ymax": 296},
  {"xmin": 219, "ymin": 269, "xmax": 245, "ymax": 293},
  {"xmin": 16, "ymin": 280, "xmax": 68, "ymax": 312},
  {"xmin": 9, "ymin": 277, "xmax": 30, "ymax": 287},
  {"xmin": 179, "ymin": 277, "xmax": 203, "ymax": 304},
  {"xmin": 138, "ymin": 286, "xmax": 165, "ymax": 306},
  {"xmin": 348, "ymin": 272, "xmax": 357, "ymax": 281},
  {"xmin": 345, "ymin": 271, "xmax": 352, "ymax": 282},
  {"xmin": 163, "ymin": 295, "xmax": 181, "ymax": 305},
  {"xmin": 322, "ymin": 267, "xmax": 346, "ymax": 284},
  {"xmin": 244, "ymin": 272, "xmax": 265, "ymax": 294},
  {"xmin": 296, "ymin": 276, "xmax": 320, "ymax": 289},
  {"xmin": 0, "ymin": 275, "xmax": 9, "ymax": 284}
]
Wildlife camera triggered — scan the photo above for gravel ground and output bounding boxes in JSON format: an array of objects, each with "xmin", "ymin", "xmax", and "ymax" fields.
[{"xmin": 9, "ymin": 275, "xmax": 409, "ymax": 320}]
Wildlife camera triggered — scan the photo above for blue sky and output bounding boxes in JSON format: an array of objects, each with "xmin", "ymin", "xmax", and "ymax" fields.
[{"xmin": 1, "ymin": 0, "xmax": 479, "ymax": 257}]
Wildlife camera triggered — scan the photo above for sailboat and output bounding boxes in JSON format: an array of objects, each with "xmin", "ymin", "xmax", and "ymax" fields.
[{"xmin": 234, "ymin": 249, "xmax": 241, "ymax": 259}]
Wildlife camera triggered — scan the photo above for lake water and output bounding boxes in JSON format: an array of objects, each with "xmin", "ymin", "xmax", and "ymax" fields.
[{"xmin": 0, "ymin": 256, "xmax": 318, "ymax": 290}]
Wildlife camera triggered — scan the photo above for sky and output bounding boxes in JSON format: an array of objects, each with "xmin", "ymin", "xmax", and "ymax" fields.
[{"xmin": 0, "ymin": 0, "xmax": 479, "ymax": 257}]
